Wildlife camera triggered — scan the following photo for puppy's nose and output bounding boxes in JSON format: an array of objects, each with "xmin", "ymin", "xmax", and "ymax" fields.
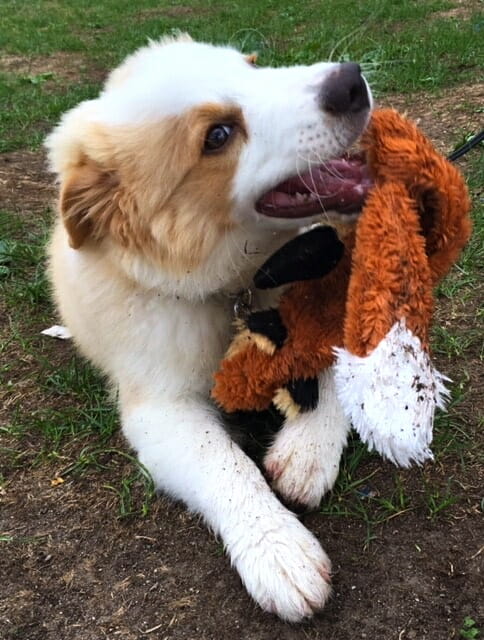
[{"xmin": 321, "ymin": 63, "xmax": 370, "ymax": 115}]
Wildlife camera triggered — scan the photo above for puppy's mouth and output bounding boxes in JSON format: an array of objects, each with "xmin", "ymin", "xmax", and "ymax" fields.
[{"xmin": 255, "ymin": 153, "xmax": 373, "ymax": 219}]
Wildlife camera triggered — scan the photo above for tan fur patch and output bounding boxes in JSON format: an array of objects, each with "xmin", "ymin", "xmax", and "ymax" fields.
[
  {"xmin": 59, "ymin": 159, "xmax": 143, "ymax": 250},
  {"xmin": 58, "ymin": 103, "xmax": 247, "ymax": 272},
  {"xmin": 225, "ymin": 327, "xmax": 277, "ymax": 360},
  {"xmin": 225, "ymin": 329, "xmax": 255, "ymax": 359},
  {"xmin": 273, "ymin": 388, "xmax": 300, "ymax": 420},
  {"xmin": 245, "ymin": 53, "xmax": 258, "ymax": 66},
  {"xmin": 252, "ymin": 333, "xmax": 278, "ymax": 356}
]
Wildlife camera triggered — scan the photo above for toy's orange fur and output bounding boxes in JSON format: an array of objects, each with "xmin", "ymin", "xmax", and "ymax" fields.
[
  {"xmin": 214, "ymin": 247, "xmax": 353, "ymax": 411},
  {"xmin": 212, "ymin": 109, "xmax": 472, "ymax": 412},
  {"xmin": 344, "ymin": 183, "xmax": 434, "ymax": 356}
]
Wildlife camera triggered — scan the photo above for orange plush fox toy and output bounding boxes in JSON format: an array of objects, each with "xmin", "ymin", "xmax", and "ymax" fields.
[{"xmin": 212, "ymin": 109, "xmax": 472, "ymax": 467}]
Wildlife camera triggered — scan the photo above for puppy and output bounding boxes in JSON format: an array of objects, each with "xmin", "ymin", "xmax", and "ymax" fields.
[{"xmin": 46, "ymin": 34, "xmax": 372, "ymax": 622}]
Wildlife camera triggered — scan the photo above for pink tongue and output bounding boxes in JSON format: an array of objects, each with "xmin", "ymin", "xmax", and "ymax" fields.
[{"xmin": 257, "ymin": 156, "xmax": 373, "ymax": 217}]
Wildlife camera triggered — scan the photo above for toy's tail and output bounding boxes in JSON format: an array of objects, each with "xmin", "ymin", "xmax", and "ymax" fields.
[
  {"xmin": 335, "ymin": 109, "xmax": 472, "ymax": 466},
  {"xmin": 362, "ymin": 109, "xmax": 472, "ymax": 283}
]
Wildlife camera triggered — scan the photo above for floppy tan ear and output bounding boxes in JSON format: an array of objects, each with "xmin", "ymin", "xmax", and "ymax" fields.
[
  {"xmin": 59, "ymin": 159, "xmax": 120, "ymax": 249},
  {"xmin": 246, "ymin": 53, "xmax": 258, "ymax": 66}
]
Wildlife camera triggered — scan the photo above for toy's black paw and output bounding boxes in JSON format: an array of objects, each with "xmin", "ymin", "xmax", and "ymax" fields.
[
  {"xmin": 286, "ymin": 377, "xmax": 319, "ymax": 413},
  {"xmin": 247, "ymin": 309, "xmax": 287, "ymax": 349},
  {"xmin": 273, "ymin": 377, "xmax": 319, "ymax": 419},
  {"xmin": 254, "ymin": 226, "xmax": 344, "ymax": 289}
]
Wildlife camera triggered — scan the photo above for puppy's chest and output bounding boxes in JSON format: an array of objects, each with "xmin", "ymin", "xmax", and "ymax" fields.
[{"xmin": 144, "ymin": 294, "xmax": 234, "ymax": 378}]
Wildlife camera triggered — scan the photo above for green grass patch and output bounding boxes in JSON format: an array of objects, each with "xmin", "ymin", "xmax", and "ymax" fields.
[
  {"xmin": 460, "ymin": 617, "xmax": 481, "ymax": 640},
  {"xmin": 0, "ymin": 205, "xmax": 152, "ymax": 515},
  {"xmin": 1, "ymin": 0, "xmax": 483, "ymax": 150},
  {"xmin": 0, "ymin": 73, "xmax": 99, "ymax": 152},
  {"xmin": 437, "ymin": 148, "xmax": 484, "ymax": 298},
  {"xmin": 0, "ymin": 209, "xmax": 51, "ymax": 310}
]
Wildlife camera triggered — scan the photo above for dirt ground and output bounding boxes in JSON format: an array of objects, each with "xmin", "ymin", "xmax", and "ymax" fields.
[{"xmin": 1, "ymin": 88, "xmax": 483, "ymax": 640}]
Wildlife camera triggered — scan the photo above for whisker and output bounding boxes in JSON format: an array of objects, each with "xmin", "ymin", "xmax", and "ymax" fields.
[
  {"xmin": 295, "ymin": 150, "xmax": 347, "ymax": 198},
  {"xmin": 295, "ymin": 151, "xmax": 331, "ymax": 223}
]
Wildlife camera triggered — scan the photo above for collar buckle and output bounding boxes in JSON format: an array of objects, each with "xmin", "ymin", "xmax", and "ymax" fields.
[{"xmin": 233, "ymin": 288, "xmax": 253, "ymax": 320}]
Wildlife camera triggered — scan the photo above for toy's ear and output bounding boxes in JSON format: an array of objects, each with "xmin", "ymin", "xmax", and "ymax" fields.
[{"xmin": 254, "ymin": 226, "xmax": 344, "ymax": 289}]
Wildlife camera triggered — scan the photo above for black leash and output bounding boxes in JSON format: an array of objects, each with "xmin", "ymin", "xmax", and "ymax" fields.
[{"xmin": 447, "ymin": 129, "xmax": 484, "ymax": 162}]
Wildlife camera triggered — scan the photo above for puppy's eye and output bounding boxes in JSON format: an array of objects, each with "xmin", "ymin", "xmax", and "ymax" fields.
[{"xmin": 204, "ymin": 124, "xmax": 234, "ymax": 152}]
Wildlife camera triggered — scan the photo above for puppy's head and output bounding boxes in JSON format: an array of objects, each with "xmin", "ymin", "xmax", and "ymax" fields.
[{"xmin": 46, "ymin": 34, "xmax": 372, "ymax": 279}]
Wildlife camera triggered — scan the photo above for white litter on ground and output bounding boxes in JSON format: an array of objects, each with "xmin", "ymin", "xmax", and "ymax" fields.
[{"xmin": 40, "ymin": 325, "xmax": 72, "ymax": 340}]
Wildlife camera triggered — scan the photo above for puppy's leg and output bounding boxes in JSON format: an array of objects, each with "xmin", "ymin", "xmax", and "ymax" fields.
[
  {"xmin": 122, "ymin": 396, "xmax": 331, "ymax": 622},
  {"xmin": 265, "ymin": 368, "xmax": 350, "ymax": 508}
]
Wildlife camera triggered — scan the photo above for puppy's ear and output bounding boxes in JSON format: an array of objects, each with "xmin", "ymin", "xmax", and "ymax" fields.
[
  {"xmin": 59, "ymin": 159, "xmax": 120, "ymax": 249},
  {"xmin": 246, "ymin": 53, "xmax": 258, "ymax": 66}
]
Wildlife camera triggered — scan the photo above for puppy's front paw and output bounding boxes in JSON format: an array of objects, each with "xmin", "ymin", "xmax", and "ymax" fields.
[
  {"xmin": 264, "ymin": 429, "xmax": 340, "ymax": 508},
  {"xmin": 231, "ymin": 513, "xmax": 331, "ymax": 622},
  {"xmin": 264, "ymin": 414, "xmax": 347, "ymax": 508},
  {"xmin": 264, "ymin": 369, "xmax": 350, "ymax": 509}
]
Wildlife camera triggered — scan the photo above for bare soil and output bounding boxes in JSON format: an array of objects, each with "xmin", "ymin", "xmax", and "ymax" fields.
[
  {"xmin": 1, "ymin": 86, "xmax": 483, "ymax": 640},
  {"xmin": 136, "ymin": 6, "xmax": 213, "ymax": 19},
  {"xmin": 0, "ymin": 150, "xmax": 56, "ymax": 212},
  {"xmin": 1, "ymin": 464, "xmax": 482, "ymax": 640},
  {"xmin": 433, "ymin": 0, "xmax": 480, "ymax": 21},
  {"xmin": 380, "ymin": 83, "xmax": 484, "ymax": 154},
  {"xmin": 0, "ymin": 51, "xmax": 106, "ymax": 85}
]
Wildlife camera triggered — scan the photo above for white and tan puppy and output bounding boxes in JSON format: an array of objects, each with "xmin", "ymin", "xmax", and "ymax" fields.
[{"xmin": 46, "ymin": 35, "xmax": 372, "ymax": 622}]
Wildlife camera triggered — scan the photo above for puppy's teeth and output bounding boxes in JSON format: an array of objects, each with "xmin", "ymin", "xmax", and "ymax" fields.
[{"xmin": 295, "ymin": 192, "xmax": 305, "ymax": 202}]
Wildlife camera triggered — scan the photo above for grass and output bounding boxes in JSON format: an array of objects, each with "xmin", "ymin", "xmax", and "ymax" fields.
[
  {"xmin": 0, "ymin": 73, "xmax": 98, "ymax": 151},
  {"xmin": 1, "ymin": 0, "xmax": 483, "ymax": 150},
  {"xmin": 1, "ymin": 0, "xmax": 483, "ymax": 526},
  {"xmin": 0, "ymin": 212, "xmax": 51, "ymax": 309},
  {"xmin": 460, "ymin": 617, "xmax": 481, "ymax": 639}
]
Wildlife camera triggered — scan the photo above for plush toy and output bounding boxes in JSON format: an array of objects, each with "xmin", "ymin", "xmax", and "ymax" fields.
[{"xmin": 212, "ymin": 109, "xmax": 472, "ymax": 467}]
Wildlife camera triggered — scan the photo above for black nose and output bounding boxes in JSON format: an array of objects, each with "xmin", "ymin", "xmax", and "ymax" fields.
[{"xmin": 321, "ymin": 62, "xmax": 370, "ymax": 115}]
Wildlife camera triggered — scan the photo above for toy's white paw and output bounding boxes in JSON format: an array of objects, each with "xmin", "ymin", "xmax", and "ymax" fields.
[
  {"xmin": 334, "ymin": 321, "xmax": 448, "ymax": 467},
  {"xmin": 264, "ymin": 418, "xmax": 343, "ymax": 508},
  {"xmin": 231, "ymin": 512, "xmax": 331, "ymax": 622}
]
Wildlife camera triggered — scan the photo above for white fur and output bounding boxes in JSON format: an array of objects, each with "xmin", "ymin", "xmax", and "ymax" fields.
[
  {"xmin": 123, "ymin": 399, "xmax": 331, "ymax": 622},
  {"xmin": 265, "ymin": 368, "xmax": 351, "ymax": 508},
  {"xmin": 334, "ymin": 320, "xmax": 450, "ymax": 467},
  {"xmin": 47, "ymin": 37, "xmax": 372, "ymax": 621}
]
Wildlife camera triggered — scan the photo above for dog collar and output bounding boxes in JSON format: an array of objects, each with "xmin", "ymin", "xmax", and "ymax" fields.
[{"xmin": 231, "ymin": 288, "xmax": 253, "ymax": 320}]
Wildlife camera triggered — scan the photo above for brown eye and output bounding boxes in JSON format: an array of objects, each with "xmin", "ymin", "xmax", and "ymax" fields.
[{"xmin": 204, "ymin": 124, "xmax": 234, "ymax": 152}]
